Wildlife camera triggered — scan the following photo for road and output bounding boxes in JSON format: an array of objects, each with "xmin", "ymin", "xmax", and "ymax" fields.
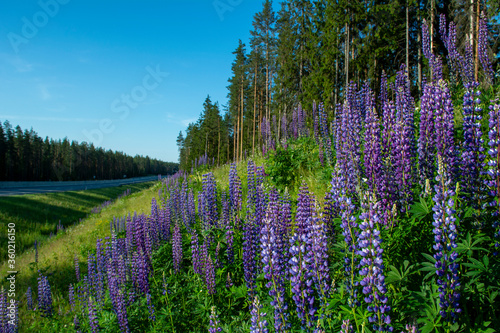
[{"xmin": 0, "ymin": 176, "xmax": 160, "ymax": 196}]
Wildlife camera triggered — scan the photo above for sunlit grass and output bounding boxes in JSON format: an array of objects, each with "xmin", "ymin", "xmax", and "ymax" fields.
[
  {"xmin": 0, "ymin": 182, "xmax": 155, "ymax": 262},
  {"xmin": 0, "ymin": 182, "xmax": 161, "ymax": 331}
]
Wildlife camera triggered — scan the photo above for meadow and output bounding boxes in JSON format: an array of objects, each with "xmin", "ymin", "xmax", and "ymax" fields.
[{"xmin": 2, "ymin": 9, "xmax": 500, "ymax": 333}]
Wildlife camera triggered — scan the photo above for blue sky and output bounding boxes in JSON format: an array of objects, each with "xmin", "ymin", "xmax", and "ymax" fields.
[{"xmin": 0, "ymin": 0, "xmax": 279, "ymax": 163}]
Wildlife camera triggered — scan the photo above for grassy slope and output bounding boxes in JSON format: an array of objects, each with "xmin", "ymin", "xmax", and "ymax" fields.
[
  {"xmin": 1, "ymin": 182, "xmax": 161, "ymax": 331},
  {"xmin": 0, "ymin": 182, "xmax": 156, "ymax": 261}
]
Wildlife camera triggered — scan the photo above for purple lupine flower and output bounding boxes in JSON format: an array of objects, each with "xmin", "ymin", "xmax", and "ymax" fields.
[
  {"xmin": 87, "ymin": 253, "xmax": 97, "ymax": 298},
  {"xmin": 381, "ymin": 100, "xmax": 398, "ymax": 222},
  {"xmin": 460, "ymin": 81, "xmax": 485, "ymax": 202},
  {"xmin": 393, "ymin": 65, "xmax": 416, "ymax": 213},
  {"xmin": 250, "ymin": 296, "xmax": 268, "ymax": 333},
  {"xmin": 163, "ymin": 203, "xmax": 172, "ymax": 243},
  {"xmin": 146, "ymin": 293, "xmax": 156, "ymax": 322},
  {"xmin": 0, "ymin": 288, "xmax": 5, "ymax": 331},
  {"xmin": 243, "ymin": 160, "xmax": 263, "ymax": 295},
  {"xmin": 229, "ymin": 163, "xmax": 243, "ymax": 213},
  {"xmin": 478, "ymin": 12, "xmax": 494, "ymax": 82},
  {"xmin": 95, "ymin": 240, "xmax": 105, "ymax": 307},
  {"xmin": 191, "ymin": 231, "xmax": 202, "ymax": 274},
  {"xmin": 402, "ymin": 323, "xmax": 419, "ymax": 333},
  {"xmin": 187, "ymin": 188, "xmax": 196, "ymax": 227},
  {"xmin": 314, "ymin": 114, "xmax": 320, "ymax": 145},
  {"xmin": 247, "ymin": 161, "xmax": 257, "ymax": 205},
  {"xmin": 200, "ymin": 238, "xmax": 209, "ymax": 277},
  {"xmin": 340, "ymin": 319, "xmax": 353, "ymax": 333},
  {"xmin": 464, "ymin": 41, "xmax": 474, "ymax": 84},
  {"xmin": 422, "ymin": 20, "xmax": 444, "ymax": 82},
  {"xmin": 180, "ymin": 179, "xmax": 189, "ymax": 229},
  {"xmin": 208, "ymin": 306, "xmax": 223, "ymax": 333},
  {"xmin": 77, "ymin": 284, "xmax": 87, "ymax": 318},
  {"xmin": 363, "ymin": 88, "xmax": 384, "ymax": 197},
  {"xmin": 37, "ymin": 271, "xmax": 53, "ymax": 317},
  {"xmin": 357, "ymin": 194, "xmax": 392, "ymax": 332},
  {"xmin": 107, "ymin": 260, "xmax": 129, "ymax": 332},
  {"xmin": 205, "ymin": 255, "xmax": 216, "ymax": 295},
  {"xmin": 337, "ymin": 85, "xmax": 363, "ymax": 196},
  {"xmin": 439, "ymin": 15, "xmax": 467, "ymax": 83},
  {"xmin": 68, "ymin": 284, "xmax": 75, "ymax": 312},
  {"xmin": 226, "ymin": 273, "xmax": 233, "ymax": 288},
  {"xmin": 422, "ymin": 20, "xmax": 432, "ymax": 62},
  {"xmin": 418, "ymin": 80, "xmax": 456, "ymax": 184},
  {"xmin": 74, "ymin": 255, "xmax": 80, "ymax": 282},
  {"xmin": 172, "ymin": 221, "xmax": 182, "ymax": 273},
  {"xmin": 307, "ymin": 216, "xmax": 331, "ymax": 310},
  {"xmin": 296, "ymin": 183, "xmax": 313, "ymax": 236},
  {"xmin": 243, "ymin": 213, "xmax": 258, "ymax": 295},
  {"xmin": 127, "ymin": 290, "xmax": 136, "ymax": 307},
  {"xmin": 261, "ymin": 189, "xmax": 288, "ymax": 332},
  {"xmin": 289, "ymin": 217, "xmax": 315, "ymax": 329},
  {"xmin": 201, "ymin": 172, "xmax": 218, "ymax": 228},
  {"xmin": 279, "ymin": 191, "xmax": 292, "ymax": 244},
  {"xmin": 434, "ymin": 80, "xmax": 457, "ymax": 181},
  {"xmin": 432, "ymin": 156, "xmax": 461, "ymax": 322},
  {"xmin": 26, "ymin": 286, "xmax": 33, "ymax": 311},
  {"xmin": 137, "ymin": 250, "xmax": 150, "ymax": 295},
  {"xmin": 88, "ymin": 297, "xmax": 100, "ymax": 333},
  {"xmin": 73, "ymin": 314, "xmax": 80, "ymax": 331},
  {"xmin": 485, "ymin": 101, "xmax": 500, "ymax": 253}
]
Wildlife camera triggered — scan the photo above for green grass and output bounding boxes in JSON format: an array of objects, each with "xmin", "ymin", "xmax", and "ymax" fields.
[
  {"xmin": 0, "ymin": 182, "xmax": 155, "ymax": 262},
  {"xmin": 1, "ymin": 181, "xmax": 162, "ymax": 331}
]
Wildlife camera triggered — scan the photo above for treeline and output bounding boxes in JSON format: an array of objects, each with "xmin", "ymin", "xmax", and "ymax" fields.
[
  {"xmin": 177, "ymin": 0, "xmax": 499, "ymax": 170},
  {"xmin": 0, "ymin": 121, "xmax": 178, "ymax": 181}
]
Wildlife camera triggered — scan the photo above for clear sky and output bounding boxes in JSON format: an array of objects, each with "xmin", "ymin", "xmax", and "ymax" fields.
[{"xmin": 0, "ymin": 0, "xmax": 278, "ymax": 163}]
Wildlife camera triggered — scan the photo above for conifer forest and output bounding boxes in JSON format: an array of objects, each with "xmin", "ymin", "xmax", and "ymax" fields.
[{"xmin": 2, "ymin": 0, "xmax": 500, "ymax": 332}]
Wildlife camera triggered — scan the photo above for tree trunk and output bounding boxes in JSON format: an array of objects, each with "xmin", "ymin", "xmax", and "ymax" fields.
[
  {"xmin": 475, "ymin": 0, "xmax": 480, "ymax": 81},
  {"xmin": 406, "ymin": 0, "xmax": 410, "ymax": 79},
  {"xmin": 253, "ymin": 64, "xmax": 257, "ymax": 156},
  {"xmin": 335, "ymin": 27, "xmax": 339, "ymax": 106},
  {"xmin": 345, "ymin": 22, "xmax": 350, "ymax": 87},
  {"xmin": 418, "ymin": 14, "xmax": 422, "ymax": 93},
  {"xmin": 240, "ymin": 82, "xmax": 244, "ymax": 162},
  {"xmin": 234, "ymin": 121, "xmax": 237, "ymax": 162},
  {"xmin": 430, "ymin": 0, "xmax": 434, "ymax": 53},
  {"xmin": 217, "ymin": 116, "xmax": 220, "ymax": 166}
]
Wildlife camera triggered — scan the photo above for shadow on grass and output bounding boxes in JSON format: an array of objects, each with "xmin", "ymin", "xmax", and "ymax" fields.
[{"xmin": 0, "ymin": 182, "xmax": 155, "ymax": 262}]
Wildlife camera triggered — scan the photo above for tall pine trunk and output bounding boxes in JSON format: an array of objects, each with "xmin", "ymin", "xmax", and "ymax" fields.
[
  {"xmin": 345, "ymin": 22, "xmax": 350, "ymax": 87},
  {"xmin": 240, "ymin": 82, "xmax": 244, "ymax": 162},
  {"xmin": 253, "ymin": 64, "xmax": 257, "ymax": 156},
  {"xmin": 406, "ymin": 0, "xmax": 409, "ymax": 79}
]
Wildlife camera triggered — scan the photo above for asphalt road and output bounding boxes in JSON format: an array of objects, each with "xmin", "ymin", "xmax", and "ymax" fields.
[{"xmin": 0, "ymin": 176, "xmax": 159, "ymax": 197}]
